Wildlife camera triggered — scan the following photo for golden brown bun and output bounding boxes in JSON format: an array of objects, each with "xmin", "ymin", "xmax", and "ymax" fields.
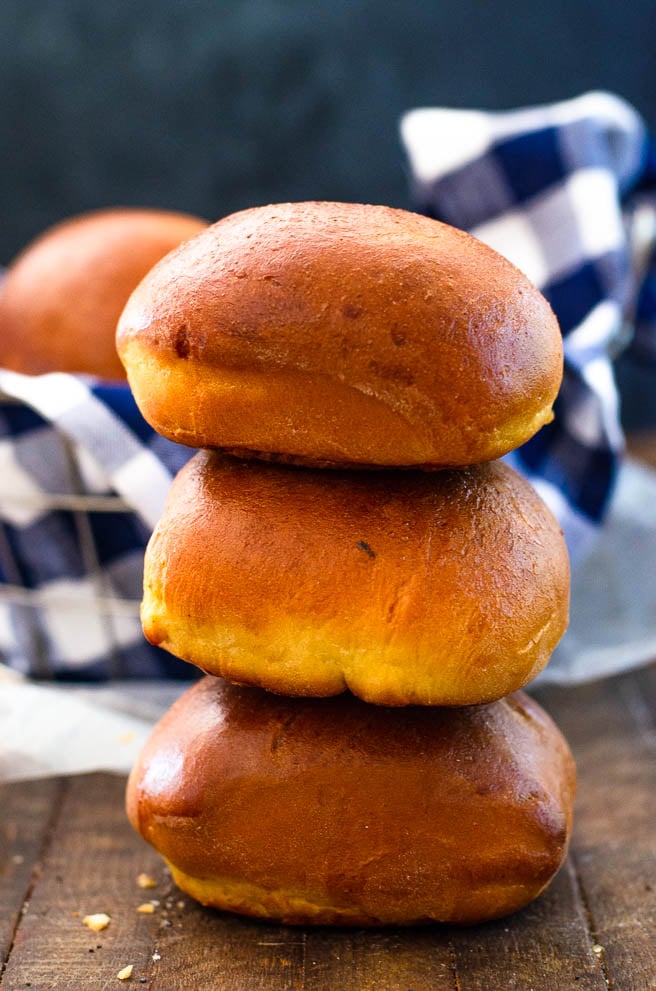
[
  {"xmin": 126, "ymin": 676, "xmax": 576, "ymax": 926},
  {"xmin": 116, "ymin": 201, "xmax": 562, "ymax": 467},
  {"xmin": 142, "ymin": 453, "xmax": 570, "ymax": 706},
  {"xmin": 0, "ymin": 207, "xmax": 208, "ymax": 380}
]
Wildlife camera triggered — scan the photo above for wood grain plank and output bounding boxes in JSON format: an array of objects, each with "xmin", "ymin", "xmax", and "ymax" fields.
[
  {"xmin": 138, "ymin": 899, "xmax": 310, "ymax": 991},
  {"xmin": 300, "ymin": 925, "xmax": 455, "ymax": 991},
  {"xmin": 448, "ymin": 859, "xmax": 607, "ymax": 990},
  {"xmin": 536, "ymin": 669, "xmax": 656, "ymax": 991},
  {"xmin": 139, "ymin": 903, "xmax": 453, "ymax": 991},
  {"xmin": 0, "ymin": 773, "xmax": 165, "ymax": 990},
  {"xmin": 0, "ymin": 776, "xmax": 64, "ymax": 968}
]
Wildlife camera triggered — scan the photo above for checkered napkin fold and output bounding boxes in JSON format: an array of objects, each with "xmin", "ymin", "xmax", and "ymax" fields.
[
  {"xmin": 401, "ymin": 89, "xmax": 656, "ymax": 557},
  {"xmin": 1, "ymin": 90, "xmax": 655, "ymax": 680},
  {"xmin": 0, "ymin": 373, "xmax": 194, "ymax": 679}
]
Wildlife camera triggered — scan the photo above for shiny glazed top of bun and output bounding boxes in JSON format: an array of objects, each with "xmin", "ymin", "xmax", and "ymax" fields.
[{"xmin": 117, "ymin": 201, "xmax": 562, "ymax": 466}]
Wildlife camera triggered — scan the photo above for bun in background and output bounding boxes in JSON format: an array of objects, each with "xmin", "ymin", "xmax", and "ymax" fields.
[{"xmin": 0, "ymin": 207, "xmax": 208, "ymax": 380}]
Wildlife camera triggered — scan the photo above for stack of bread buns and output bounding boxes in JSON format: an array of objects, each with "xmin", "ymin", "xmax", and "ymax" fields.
[{"xmin": 119, "ymin": 201, "xmax": 575, "ymax": 927}]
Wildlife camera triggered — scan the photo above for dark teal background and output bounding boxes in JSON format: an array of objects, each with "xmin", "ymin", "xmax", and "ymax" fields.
[{"xmin": 1, "ymin": 1, "xmax": 654, "ymax": 261}]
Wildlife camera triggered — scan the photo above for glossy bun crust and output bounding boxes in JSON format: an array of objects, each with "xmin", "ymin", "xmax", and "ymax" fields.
[
  {"xmin": 142, "ymin": 454, "xmax": 570, "ymax": 706},
  {"xmin": 126, "ymin": 677, "xmax": 576, "ymax": 926},
  {"xmin": 116, "ymin": 201, "xmax": 562, "ymax": 467},
  {"xmin": 0, "ymin": 208, "xmax": 207, "ymax": 380}
]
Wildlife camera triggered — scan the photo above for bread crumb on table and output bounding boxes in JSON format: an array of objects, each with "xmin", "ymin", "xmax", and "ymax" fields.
[
  {"xmin": 83, "ymin": 913, "xmax": 111, "ymax": 932},
  {"xmin": 117, "ymin": 964, "xmax": 134, "ymax": 980},
  {"xmin": 137, "ymin": 903, "xmax": 155, "ymax": 914},
  {"xmin": 137, "ymin": 873, "xmax": 157, "ymax": 889}
]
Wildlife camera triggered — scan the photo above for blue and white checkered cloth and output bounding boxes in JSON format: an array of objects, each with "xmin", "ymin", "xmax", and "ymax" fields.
[
  {"xmin": 0, "ymin": 370, "xmax": 195, "ymax": 679},
  {"xmin": 401, "ymin": 89, "xmax": 656, "ymax": 557},
  {"xmin": 1, "ymin": 90, "xmax": 655, "ymax": 680}
]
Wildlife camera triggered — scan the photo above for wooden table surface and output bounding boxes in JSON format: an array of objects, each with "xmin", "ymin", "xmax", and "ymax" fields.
[{"xmin": 1, "ymin": 663, "xmax": 655, "ymax": 991}]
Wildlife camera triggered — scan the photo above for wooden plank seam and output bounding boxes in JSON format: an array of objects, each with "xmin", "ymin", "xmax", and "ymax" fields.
[
  {"xmin": 0, "ymin": 778, "xmax": 69, "ymax": 982},
  {"xmin": 570, "ymin": 850, "xmax": 614, "ymax": 991}
]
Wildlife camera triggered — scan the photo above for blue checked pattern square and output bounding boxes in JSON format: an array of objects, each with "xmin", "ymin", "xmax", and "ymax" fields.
[{"xmin": 495, "ymin": 127, "xmax": 566, "ymax": 202}]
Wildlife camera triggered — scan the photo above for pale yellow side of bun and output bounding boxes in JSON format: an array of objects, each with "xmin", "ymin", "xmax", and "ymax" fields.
[
  {"xmin": 0, "ymin": 207, "xmax": 207, "ymax": 380},
  {"xmin": 142, "ymin": 454, "xmax": 570, "ymax": 706},
  {"xmin": 126, "ymin": 678, "xmax": 576, "ymax": 926},
  {"xmin": 117, "ymin": 201, "xmax": 562, "ymax": 467}
]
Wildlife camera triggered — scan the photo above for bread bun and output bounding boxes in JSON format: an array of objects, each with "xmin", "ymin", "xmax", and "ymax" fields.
[
  {"xmin": 0, "ymin": 207, "xmax": 207, "ymax": 380},
  {"xmin": 116, "ymin": 201, "xmax": 562, "ymax": 467},
  {"xmin": 127, "ymin": 676, "xmax": 575, "ymax": 926},
  {"xmin": 142, "ymin": 453, "xmax": 569, "ymax": 705}
]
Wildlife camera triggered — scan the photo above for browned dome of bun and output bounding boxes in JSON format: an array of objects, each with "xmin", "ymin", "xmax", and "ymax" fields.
[
  {"xmin": 0, "ymin": 207, "xmax": 208, "ymax": 380},
  {"xmin": 116, "ymin": 201, "xmax": 562, "ymax": 467},
  {"xmin": 142, "ymin": 453, "xmax": 570, "ymax": 706},
  {"xmin": 127, "ymin": 676, "xmax": 576, "ymax": 927}
]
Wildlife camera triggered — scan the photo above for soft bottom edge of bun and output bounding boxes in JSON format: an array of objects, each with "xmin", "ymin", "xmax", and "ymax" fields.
[{"xmin": 166, "ymin": 860, "xmax": 558, "ymax": 928}]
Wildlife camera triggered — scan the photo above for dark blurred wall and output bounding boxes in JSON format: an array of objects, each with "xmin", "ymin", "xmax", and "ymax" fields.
[{"xmin": 1, "ymin": 0, "xmax": 654, "ymax": 262}]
